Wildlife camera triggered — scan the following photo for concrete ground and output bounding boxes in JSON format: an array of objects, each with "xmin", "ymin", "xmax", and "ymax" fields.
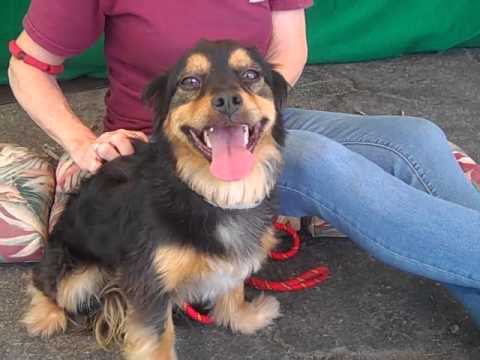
[{"xmin": 1, "ymin": 48, "xmax": 480, "ymax": 359}]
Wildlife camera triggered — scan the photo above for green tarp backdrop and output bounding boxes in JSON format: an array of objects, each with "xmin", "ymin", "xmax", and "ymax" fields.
[{"xmin": 1, "ymin": 0, "xmax": 480, "ymax": 84}]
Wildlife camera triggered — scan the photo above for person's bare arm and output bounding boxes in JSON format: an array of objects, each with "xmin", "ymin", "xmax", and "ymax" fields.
[
  {"xmin": 8, "ymin": 31, "xmax": 147, "ymax": 172},
  {"xmin": 266, "ymin": 9, "xmax": 308, "ymax": 87}
]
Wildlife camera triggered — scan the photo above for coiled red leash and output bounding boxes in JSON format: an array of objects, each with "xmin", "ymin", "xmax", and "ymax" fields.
[
  {"xmin": 269, "ymin": 221, "xmax": 302, "ymax": 260},
  {"xmin": 182, "ymin": 219, "xmax": 330, "ymax": 324}
]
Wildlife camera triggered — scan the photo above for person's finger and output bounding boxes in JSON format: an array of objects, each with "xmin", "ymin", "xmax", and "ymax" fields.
[
  {"xmin": 97, "ymin": 132, "xmax": 114, "ymax": 143},
  {"xmin": 98, "ymin": 129, "xmax": 148, "ymax": 144},
  {"xmin": 88, "ymin": 157, "xmax": 103, "ymax": 174},
  {"xmin": 122, "ymin": 130, "xmax": 149, "ymax": 143},
  {"xmin": 94, "ymin": 142, "xmax": 121, "ymax": 162},
  {"xmin": 108, "ymin": 133, "xmax": 135, "ymax": 156}
]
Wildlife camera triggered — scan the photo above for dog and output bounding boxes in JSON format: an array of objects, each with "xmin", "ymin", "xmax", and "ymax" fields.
[{"xmin": 22, "ymin": 39, "xmax": 289, "ymax": 360}]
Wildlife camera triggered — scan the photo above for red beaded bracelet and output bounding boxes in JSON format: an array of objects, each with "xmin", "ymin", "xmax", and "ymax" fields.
[{"xmin": 8, "ymin": 40, "xmax": 64, "ymax": 75}]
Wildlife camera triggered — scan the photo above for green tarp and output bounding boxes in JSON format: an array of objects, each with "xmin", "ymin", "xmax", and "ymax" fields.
[
  {"xmin": 305, "ymin": 0, "xmax": 480, "ymax": 63},
  {"xmin": 1, "ymin": 0, "xmax": 480, "ymax": 84}
]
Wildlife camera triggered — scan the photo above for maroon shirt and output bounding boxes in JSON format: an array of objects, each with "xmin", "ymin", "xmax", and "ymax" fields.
[{"xmin": 24, "ymin": 0, "xmax": 312, "ymax": 134}]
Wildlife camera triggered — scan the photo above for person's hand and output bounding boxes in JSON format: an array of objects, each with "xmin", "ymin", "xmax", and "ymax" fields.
[{"xmin": 69, "ymin": 129, "xmax": 148, "ymax": 173}]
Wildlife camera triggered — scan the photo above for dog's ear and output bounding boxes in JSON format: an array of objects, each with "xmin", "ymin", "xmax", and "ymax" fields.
[
  {"xmin": 142, "ymin": 75, "xmax": 169, "ymax": 108},
  {"xmin": 142, "ymin": 74, "xmax": 174, "ymax": 132},
  {"xmin": 270, "ymin": 70, "xmax": 289, "ymax": 110}
]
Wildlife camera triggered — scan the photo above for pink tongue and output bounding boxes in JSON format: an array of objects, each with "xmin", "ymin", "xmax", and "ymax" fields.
[{"xmin": 209, "ymin": 126, "xmax": 255, "ymax": 181}]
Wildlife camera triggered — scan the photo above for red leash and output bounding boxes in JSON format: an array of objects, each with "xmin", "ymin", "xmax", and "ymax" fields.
[
  {"xmin": 182, "ymin": 304, "xmax": 215, "ymax": 325},
  {"xmin": 269, "ymin": 221, "xmax": 302, "ymax": 260},
  {"xmin": 182, "ymin": 220, "xmax": 330, "ymax": 325}
]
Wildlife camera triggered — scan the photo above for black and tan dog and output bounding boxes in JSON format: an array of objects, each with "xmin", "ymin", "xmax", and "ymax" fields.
[{"xmin": 22, "ymin": 40, "xmax": 288, "ymax": 359}]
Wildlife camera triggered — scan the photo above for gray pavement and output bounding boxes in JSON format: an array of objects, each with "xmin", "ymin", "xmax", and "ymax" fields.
[{"xmin": 1, "ymin": 48, "xmax": 479, "ymax": 359}]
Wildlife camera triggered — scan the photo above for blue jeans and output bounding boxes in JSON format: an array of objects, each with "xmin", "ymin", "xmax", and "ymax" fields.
[{"xmin": 277, "ymin": 108, "xmax": 480, "ymax": 327}]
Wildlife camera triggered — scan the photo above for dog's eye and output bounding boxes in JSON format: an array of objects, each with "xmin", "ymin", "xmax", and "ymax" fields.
[
  {"xmin": 240, "ymin": 69, "xmax": 260, "ymax": 82},
  {"xmin": 180, "ymin": 76, "xmax": 202, "ymax": 90}
]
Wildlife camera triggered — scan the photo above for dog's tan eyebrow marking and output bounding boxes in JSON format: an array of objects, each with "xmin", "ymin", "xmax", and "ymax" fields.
[
  {"xmin": 184, "ymin": 53, "xmax": 211, "ymax": 74},
  {"xmin": 228, "ymin": 48, "xmax": 254, "ymax": 69}
]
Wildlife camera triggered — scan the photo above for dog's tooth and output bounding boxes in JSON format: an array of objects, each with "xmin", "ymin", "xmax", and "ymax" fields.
[
  {"xmin": 203, "ymin": 130, "xmax": 212, "ymax": 148},
  {"xmin": 242, "ymin": 125, "xmax": 249, "ymax": 146}
]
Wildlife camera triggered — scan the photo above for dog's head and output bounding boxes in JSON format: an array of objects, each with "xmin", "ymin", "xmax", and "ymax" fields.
[{"xmin": 144, "ymin": 40, "xmax": 288, "ymax": 209}]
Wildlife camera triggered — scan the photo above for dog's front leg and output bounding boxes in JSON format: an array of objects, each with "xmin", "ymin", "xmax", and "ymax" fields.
[
  {"xmin": 123, "ymin": 301, "xmax": 176, "ymax": 360},
  {"xmin": 121, "ymin": 262, "xmax": 177, "ymax": 360},
  {"xmin": 212, "ymin": 284, "xmax": 280, "ymax": 334}
]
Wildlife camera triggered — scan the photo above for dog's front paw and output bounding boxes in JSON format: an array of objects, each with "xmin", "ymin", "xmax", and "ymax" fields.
[
  {"xmin": 229, "ymin": 295, "xmax": 280, "ymax": 334},
  {"xmin": 124, "ymin": 346, "xmax": 177, "ymax": 360}
]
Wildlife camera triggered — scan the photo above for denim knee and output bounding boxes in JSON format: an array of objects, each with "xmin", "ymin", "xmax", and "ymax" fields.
[
  {"xmin": 389, "ymin": 116, "xmax": 447, "ymax": 148},
  {"xmin": 340, "ymin": 116, "xmax": 453, "ymax": 195},
  {"xmin": 343, "ymin": 116, "xmax": 448, "ymax": 154}
]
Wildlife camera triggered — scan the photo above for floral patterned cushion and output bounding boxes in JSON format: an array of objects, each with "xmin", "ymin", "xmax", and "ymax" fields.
[
  {"xmin": 451, "ymin": 143, "xmax": 480, "ymax": 191},
  {"xmin": 0, "ymin": 144, "xmax": 54, "ymax": 262}
]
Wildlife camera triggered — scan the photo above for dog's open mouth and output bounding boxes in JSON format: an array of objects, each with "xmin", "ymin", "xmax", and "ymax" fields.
[{"xmin": 182, "ymin": 121, "xmax": 265, "ymax": 181}]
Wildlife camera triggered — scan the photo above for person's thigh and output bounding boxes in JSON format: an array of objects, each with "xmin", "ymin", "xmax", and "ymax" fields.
[{"xmin": 281, "ymin": 108, "xmax": 480, "ymax": 211}]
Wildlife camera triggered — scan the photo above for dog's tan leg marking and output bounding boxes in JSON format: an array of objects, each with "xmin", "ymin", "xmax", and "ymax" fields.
[
  {"xmin": 123, "ymin": 304, "xmax": 177, "ymax": 360},
  {"xmin": 261, "ymin": 227, "xmax": 279, "ymax": 255},
  {"xmin": 21, "ymin": 283, "xmax": 67, "ymax": 338},
  {"xmin": 154, "ymin": 246, "xmax": 210, "ymax": 291},
  {"xmin": 56, "ymin": 265, "xmax": 105, "ymax": 313},
  {"xmin": 212, "ymin": 284, "xmax": 280, "ymax": 335}
]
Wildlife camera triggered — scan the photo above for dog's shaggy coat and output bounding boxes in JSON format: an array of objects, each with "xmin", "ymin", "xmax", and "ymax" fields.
[{"xmin": 22, "ymin": 40, "xmax": 289, "ymax": 360}]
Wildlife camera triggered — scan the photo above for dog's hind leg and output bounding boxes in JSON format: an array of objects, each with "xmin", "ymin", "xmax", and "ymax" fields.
[
  {"xmin": 22, "ymin": 236, "xmax": 70, "ymax": 337},
  {"xmin": 22, "ymin": 237, "xmax": 105, "ymax": 337},
  {"xmin": 55, "ymin": 265, "xmax": 105, "ymax": 315},
  {"xmin": 22, "ymin": 281, "xmax": 69, "ymax": 338},
  {"xmin": 212, "ymin": 284, "xmax": 280, "ymax": 334}
]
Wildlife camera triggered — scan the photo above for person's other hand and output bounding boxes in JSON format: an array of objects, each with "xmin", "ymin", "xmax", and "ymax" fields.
[{"xmin": 70, "ymin": 129, "xmax": 148, "ymax": 173}]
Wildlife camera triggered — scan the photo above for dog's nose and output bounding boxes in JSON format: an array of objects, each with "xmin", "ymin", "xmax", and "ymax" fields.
[{"xmin": 211, "ymin": 92, "xmax": 243, "ymax": 116}]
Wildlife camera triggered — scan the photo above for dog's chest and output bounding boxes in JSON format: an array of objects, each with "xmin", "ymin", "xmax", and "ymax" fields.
[
  {"xmin": 176, "ymin": 220, "xmax": 267, "ymax": 303},
  {"xmin": 178, "ymin": 258, "xmax": 259, "ymax": 303}
]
